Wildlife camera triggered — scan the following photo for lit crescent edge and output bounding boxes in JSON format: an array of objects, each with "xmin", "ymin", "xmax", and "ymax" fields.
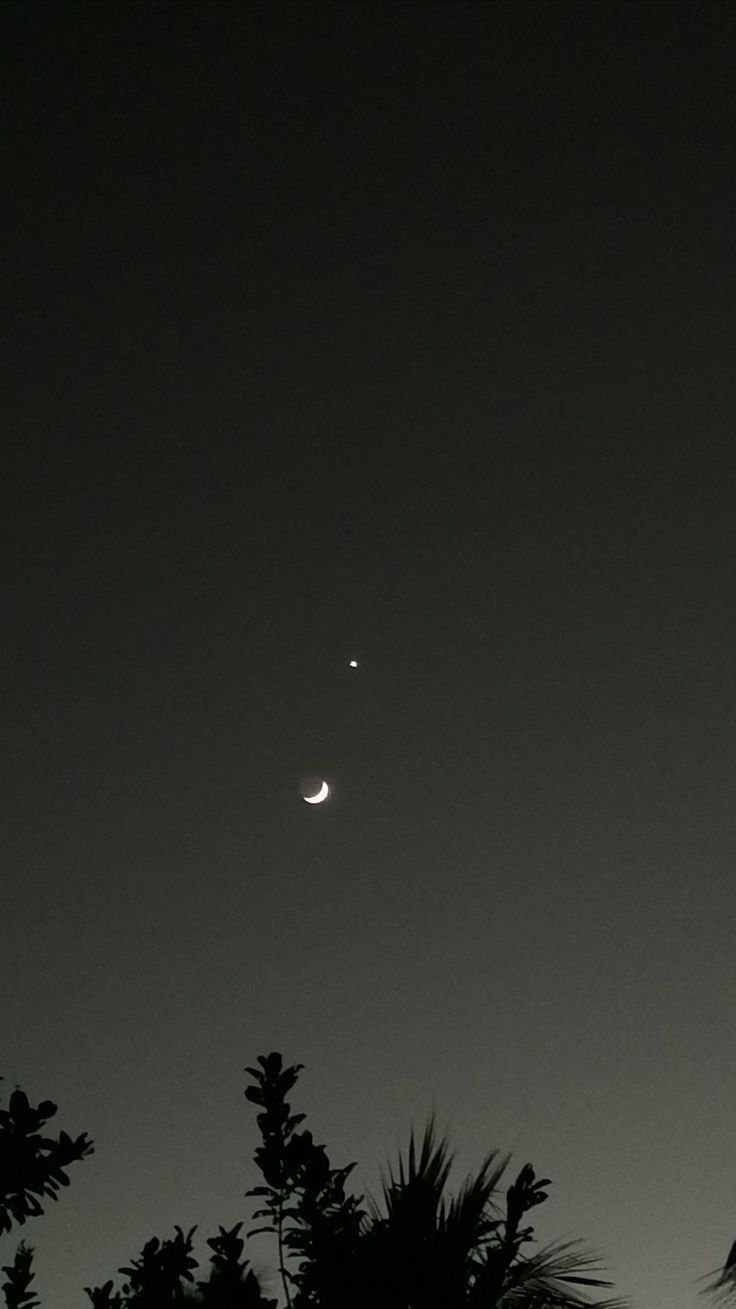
[{"xmin": 303, "ymin": 780, "xmax": 329, "ymax": 804}]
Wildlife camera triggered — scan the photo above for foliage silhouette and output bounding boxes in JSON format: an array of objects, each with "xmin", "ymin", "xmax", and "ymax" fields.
[
  {"xmin": 197, "ymin": 1223, "xmax": 277, "ymax": 1307},
  {"xmin": 83, "ymin": 1283, "xmax": 123, "ymax": 1309},
  {"xmin": 1, "ymin": 1058, "xmax": 629, "ymax": 1308},
  {"xmin": 83, "ymin": 1222, "xmax": 277, "ymax": 1309},
  {"xmin": 117, "ymin": 1225, "xmax": 199, "ymax": 1305},
  {"xmin": 244, "ymin": 1052, "xmax": 364, "ymax": 1308},
  {"xmin": 243, "ymin": 1053, "xmax": 627, "ymax": 1309},
  {"xmin": 0, "ymin": 1078, "xmax": 93, "ymax": 1309},
  {"xmin": 0, "ymin": 1078, "xmax": 93, "ymax": 1236},
  {"xmin": 1, "ymin": 1243, "xmax": 39, "ymax": 1309}
]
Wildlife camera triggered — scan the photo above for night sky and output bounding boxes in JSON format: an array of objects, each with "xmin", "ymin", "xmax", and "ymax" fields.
[{"xmin": 4, "ymin": 2, "xmax": 736, "ymax": 1306}]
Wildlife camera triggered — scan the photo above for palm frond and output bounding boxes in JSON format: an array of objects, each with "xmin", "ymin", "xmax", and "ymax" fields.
[
  {"xmin": 372, "ymin": 1115, "xmax": 454, "ymax": 1232},
  {"xmin": 389, "ymin": 1116, "xmax": 454, "ymax": 1205},
  {"xmin": 701, "ymin": 1245, "xmax": 736, "ymax": 1308},
  {"xmin": 441, "ymin": 1146, "xmax": 510, "ymax": 1248},
  {"xmin": 475, "ymin": 1237, "xmax": 629, "ymax": 1309}
]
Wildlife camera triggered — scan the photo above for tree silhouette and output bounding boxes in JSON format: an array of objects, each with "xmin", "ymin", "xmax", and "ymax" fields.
[
  {"xmin": 1, "ymin": 1058, "xmax": 628, "ymax": 1308},
  {"xmin": 242, "ymin": 1052, "xmax": 627, "ymax": 1309},
  {"xmin": 244, "ymin": 1052, "xmax": 364, "ymax": 1308}
]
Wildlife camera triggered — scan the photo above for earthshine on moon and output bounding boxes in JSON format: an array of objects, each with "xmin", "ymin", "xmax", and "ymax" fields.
[{"xmin": 300, "ymin": 777, "xmax": 329, "ymax": 804}]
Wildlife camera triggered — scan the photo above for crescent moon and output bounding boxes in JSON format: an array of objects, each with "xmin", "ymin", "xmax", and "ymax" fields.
[{"xmin": 303, "ymin": 780, "xmax": 329, "ymax": 804}]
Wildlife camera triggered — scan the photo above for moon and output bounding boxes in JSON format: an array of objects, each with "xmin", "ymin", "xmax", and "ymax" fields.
[{"xmin": 300, "ymin": 777, "xmax": 329, "ymax": 804}]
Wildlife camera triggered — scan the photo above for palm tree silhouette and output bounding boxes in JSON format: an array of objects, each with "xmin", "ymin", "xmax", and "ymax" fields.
[{"xmin": 313, "ymin": 1119, "xmax": 626, "ymax": 1309}]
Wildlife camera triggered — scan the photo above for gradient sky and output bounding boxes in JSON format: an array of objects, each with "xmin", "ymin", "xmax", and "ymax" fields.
[{"xmin": 3, "ymin": 3, "xmax": 736, "ymax": 1306}]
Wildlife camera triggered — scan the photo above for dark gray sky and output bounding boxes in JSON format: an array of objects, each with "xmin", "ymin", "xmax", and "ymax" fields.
[{"xmin": 3, "ymin": 2, "xmax": 736, "ymax": 1305}]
